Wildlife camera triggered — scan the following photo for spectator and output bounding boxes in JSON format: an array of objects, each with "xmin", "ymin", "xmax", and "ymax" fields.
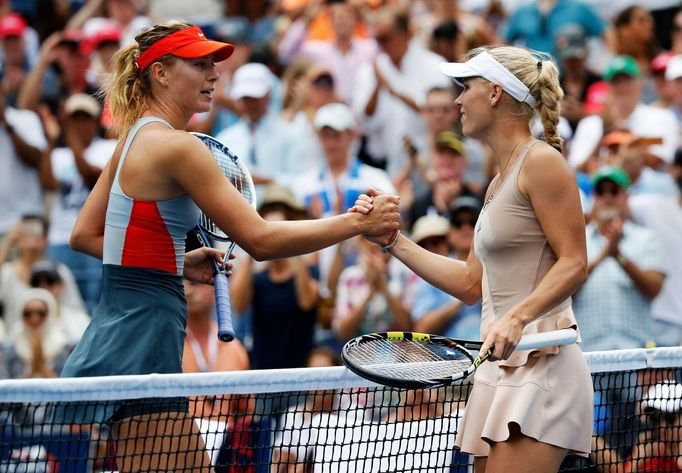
[
  {"xmin": 67, "ymin": 0, "xmax": 153, "ymax": 48},
  {"xmin": 569, "ymin": 55, "xmax": 679, "ymax": 171},
  {"xmin": 333, "ymin": 236, "xmax": 411, "ymax": 342},
  {"xmin": 2, "ymin": 288, "xmax": 71, "ymax": 379},
  {"xmin": 410, "ymin": 213, "xmax": 481, "ymax": 340},
  {"xmin": 30, "ymin": 260, "xmax": 90, "ymax": 346},
  {"xmin": 216, "ymin": 63, "xmax": 307, "ymax": 189},
  {"xmin": 649, "ymin": 52, "xmax": 675, "ymax": 110},
  {"xmin": 0, "ymin": 13, "xmax": 31, "ymax": 106},
  {"xmin": 504, "ymin": 0, "xmax": 605, "ymax": 55},
  {"xmin": 555, "ymin": 25, "xmax": 602, "ymax": 131},
  {"xmin": 665, "ymin": 54, "xmax": 682, "ymax": 128},
  {"xmin": 352, "ymin": 6, "xmax": 450, "ymax": 176},
  {"xmin": 0, "ymin": 89, "xmax": 46, "ymax": 240},
  {"xmin": 17, "ymin": 30, "xmax": 92, "ymax": 113},
  {"xmin": 672, "ymin": 8, "xmax": 682, "ymax": 55},
  {"xmin": 293, "ymin": 102, "xmax": 395, "ymax": 285},
  {"xmin": 39, "ymin": 93, "xmax": 114, "ymax": 313},
  {"xmin": 610, "ymin": 6, "xmax": 658, "ymax": 77},
  {"xmin": 0, "ymin": 216, "xmax": 85, "ymax": 334},
  {"xmin": 230, "ymin": 183, "xmax": 319, "ymax": 370},
  {"xmin": 573, "ymin": 166, "xmax": 665, "ymax": 351},
  {"xmin": 429, "ymin": 19, "xmax": 465, "ymax": 63},
  {"xmin": 182, "ymin": 279, "xmax": 249, "ymax": 419},
  {"xmin": 82, "ymin": 20, "xmax": 121, "ymax": 90},
  {"xmin": 628, "ymin": 150, "xmax": 682, "ymax": 347},
  {"xmin": 278, "ymin": 0, "xmax": 377, "ymax": 105},
  {"xmin": 407, "ymin": 131, "xmax": 479, "ymax": 227}
]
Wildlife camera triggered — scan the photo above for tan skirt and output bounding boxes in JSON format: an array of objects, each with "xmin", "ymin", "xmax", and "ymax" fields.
[{"xmin": 454, "ymin": 343, "xmax": 593, "ymax": 457}]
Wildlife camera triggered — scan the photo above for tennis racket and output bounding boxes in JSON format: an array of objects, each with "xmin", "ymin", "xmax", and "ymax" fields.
[
  {"xmin": 191, "ymin": 132, "xmax": 256, "ymax": 342},
  {"xmin": 342, "ymin": 329, "xmax": 577, "ymax": 389}
]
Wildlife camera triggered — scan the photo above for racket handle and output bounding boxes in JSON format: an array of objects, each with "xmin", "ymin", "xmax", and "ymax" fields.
[
  {"xmin": 214, "ymin": 272, "xmax": 235, "ymax": 343},
  {"xmin": 516, "ymin": 329, "xmax": 577, "ymax": 351}
]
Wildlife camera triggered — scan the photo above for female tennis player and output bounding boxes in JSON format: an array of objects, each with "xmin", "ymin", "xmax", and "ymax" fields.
[
  {"xmin": 59, "ymin": 21, "xmax": 400, "ymax": 472},
  {"xmin": 352, "ymin": 46, "xmax": 593, "ymax": 473}
]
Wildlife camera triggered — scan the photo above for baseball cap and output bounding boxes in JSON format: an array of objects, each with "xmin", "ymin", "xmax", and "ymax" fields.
[
  {"xmin": 137, "ymin": 26, "xmax": 234, "ymax": 73},
  {"xmin": 651, "ymin": 51, "xmax": 675, "ymax": 74},
  {"xmin": 0, "ymin": 13, "xmax": 26, "ymax": 39},
  {"xmin": 314, "ymin": 103, "xmax": 356, "ymax": 131},
  {"xmin": 555, "ymin": 24, "xmax": 587, "ymax": 61},
  {"xmin": 665, "ymin": 54, "xmax": 682, "ymax": 81},
  {"xmin": 603, "ymin": 55, "xmax": 640, "ymax": 82},
  {"xmin": 583, "ymin": 81, "xmax": 609, "ymax": 116},
  {"xmin": 258, "ymin": 183, "xmax": 305, "ymax": 214},
  {"xmin": 435, "ymin": 131, "xmax": 465, "ymax": 155},
  {"xmin": 410, "ymin": 214, "xmax": 450, "ymax": 244},
  {"xmin": 229, "ymin": 63, "xmax": 274, "ymax": 100},
  {"xmin": 450, "ymin": 196, "xmax": 482, "ymax": 215},
  {"xmin": 64, "ymin": 93, "xmax": 101, "ymax": 118},
  {"xmin": 642, "ymin": 382, "xmax": 682, "ymax": 414},
  {"xmin": 592, "ymin": 166, "xmax": 631, "ymax": 189}
]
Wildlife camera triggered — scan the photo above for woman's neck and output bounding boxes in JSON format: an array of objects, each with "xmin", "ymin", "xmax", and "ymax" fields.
[
  {"xmin": 482, "ymin": 122, "xmax": 532, "ymax": 173},
  {"xmin": 145, "ymin": 101, "xmax": 191, "ymax": 130}
]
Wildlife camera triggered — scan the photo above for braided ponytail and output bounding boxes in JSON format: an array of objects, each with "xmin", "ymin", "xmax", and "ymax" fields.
[{"xmin": 534, "ymin": 59, "xmax": 564, "ymax": 152}]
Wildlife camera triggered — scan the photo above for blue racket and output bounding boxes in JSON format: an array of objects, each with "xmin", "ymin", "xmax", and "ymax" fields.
[{"xmin": 191, "ymin": 133, "xmax": 256, "ymax": 342}]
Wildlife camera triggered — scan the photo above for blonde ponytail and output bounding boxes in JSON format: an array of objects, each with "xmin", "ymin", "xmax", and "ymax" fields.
[
  {"xmin": 534, "ymin": 60, "xmax": 564, "ymax": 152},
  {"xmin": 105, "ymin": 20, "xmax": 193, "ymax": 137}
]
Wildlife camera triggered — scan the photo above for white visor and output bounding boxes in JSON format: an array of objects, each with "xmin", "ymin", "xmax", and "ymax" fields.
[{"xmin": 439, "ymin": 51, "xmax": 537, "ymax": 108}]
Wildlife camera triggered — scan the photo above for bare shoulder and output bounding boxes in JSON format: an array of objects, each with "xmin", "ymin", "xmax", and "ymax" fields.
[
  {"xmin": 137, "ymin": 126, "xmax": 212, "ymax": 165},
  {"xmin": 519, "ymin": 141, "xmax": 576, "ymax": 199}
]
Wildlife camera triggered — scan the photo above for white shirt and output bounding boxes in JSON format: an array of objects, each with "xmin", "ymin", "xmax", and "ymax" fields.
[
  {"xmin": 352, "ymin": 43, "xmax": 450, "ymax": 178},
  {"xmin": 568, "ymin": 104, "xmax": 679, "ymax": 169},
  {"xmin": 216, "ymin": 113, "xmax": 311, "ymax": 189},
  {"xmin": 47, "ymin": 138, "xmax": 116, "ymax": 245},
  {"xmin": 0, "ymin": 108, "xmax": 47, "ymax": 233},
  {"xmin": 629, "ymin": 194, "xmax": 682, "ymax": 326}
]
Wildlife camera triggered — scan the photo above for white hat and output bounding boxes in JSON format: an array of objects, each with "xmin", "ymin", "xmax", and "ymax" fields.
[
  {"xmin": 229, "ymin": 63, "xmax": 273, "ymax": 100},
  {"xmin": 642, "ymin": 381, "xmax": 682, "ymax": 413},
  {"xmin": 439, "ymin": 51, "xmax": 537, "ymax": 107},
  {"xmin": 665, "ymin": 55, "xmax": 682, "ymax": 81},
  {"xmin": 314, "ymin": 103, "xmax": 356, "ymax": 131},
  {"xmin": 64, "ymin": 93, "xmax": 101, "ymax": 118},
  {"xmin": 410, "ymin": 214, "xmax": 450, "ymax": 244}
]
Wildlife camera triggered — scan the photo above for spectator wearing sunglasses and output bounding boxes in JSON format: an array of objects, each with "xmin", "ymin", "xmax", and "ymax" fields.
[
  {"xmin": 573, "ymin": 166, "xmax": 665, "ymax": 351},
  {"xmin": 410, "ymin": 213, "xmax": 481, "ymax": 340}
]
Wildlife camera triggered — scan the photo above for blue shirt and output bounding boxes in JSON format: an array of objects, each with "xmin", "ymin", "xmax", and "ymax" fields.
[
  {"xmin": 504, "ymin": 0, "xmax": 604, "ymax": 54},
  {"xmin": 411, "ymin": 279, "xmax": 481, "ymax": 341}
]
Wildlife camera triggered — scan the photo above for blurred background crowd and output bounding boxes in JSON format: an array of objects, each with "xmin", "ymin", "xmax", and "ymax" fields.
[{"xmin": 0, "ymin": 0, "xmax": 681, "ymax": 383}]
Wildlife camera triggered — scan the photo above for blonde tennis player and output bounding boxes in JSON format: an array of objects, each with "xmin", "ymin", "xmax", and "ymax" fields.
[
  {"xmin": 59, "ymin": 20, "xmax": 400, "ymax": 472},
  {"xmin": 352, "ymin": 46, "xmax": 593, "ymax": 473}
]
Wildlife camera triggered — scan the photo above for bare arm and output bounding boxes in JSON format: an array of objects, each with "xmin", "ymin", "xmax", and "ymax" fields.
[
  {"xmin": 335, "ymin": 291, "xmax": 373, "ymax": 341},
  {"xmin": 169, "ymin": 136, "xmax": 400, "ymax": 261},
  {"xmin": 292, "ymin": 257, "xmax": 319, "ymax": 311},
  {"xmin": 616, "ymin": 254, "xmax": 664, "ymax": 299},
  {"xmin": 65, "ymin": 0, "xmax": 104, "ymax": 31},
  {"xmin": 17, "ymin": 32, "xmax": 63, "ymax": 112},
  {"xmin": 65, "ymin": 124, "xmax": 102, "ymax": 188}
]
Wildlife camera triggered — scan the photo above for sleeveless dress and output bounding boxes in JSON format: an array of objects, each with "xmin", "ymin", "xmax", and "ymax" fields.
[
  {"xmin": 58, "ymin": 117, "xmax": 201, "ymax": 423},
  {"xmin": 454, "ymin": 141, "xmax": 594, "ymax": 457}
]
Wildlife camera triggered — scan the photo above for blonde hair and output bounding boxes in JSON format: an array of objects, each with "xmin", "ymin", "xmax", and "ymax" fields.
[
  {"xmin": 106, "ymin": 20, "xmax": 193, "ymax": 137},
  {"xmin": 467, "ymin": 46, "xmax": 565, "ymax": 152}
]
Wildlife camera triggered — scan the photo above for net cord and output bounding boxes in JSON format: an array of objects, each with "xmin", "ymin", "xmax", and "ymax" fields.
[{"xmin": 1, "ymin": 347, "xmax": 680, "ymax": 403}]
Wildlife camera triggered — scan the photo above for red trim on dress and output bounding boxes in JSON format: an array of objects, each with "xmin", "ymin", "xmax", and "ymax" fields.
[{"xmin": 122, "ymin": 201, "xmax": 177, "ymax": 274}]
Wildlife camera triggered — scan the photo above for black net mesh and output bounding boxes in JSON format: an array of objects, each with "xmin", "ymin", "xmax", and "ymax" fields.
[{"xmin": 0, "ymin": 356, "xmax": 681, "ymax": 472}]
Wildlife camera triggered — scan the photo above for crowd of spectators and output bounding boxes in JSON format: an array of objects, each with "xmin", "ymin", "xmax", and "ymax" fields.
[{"xmin": 0, "ymin": 0, "xmax": 681, "ymax": 388}]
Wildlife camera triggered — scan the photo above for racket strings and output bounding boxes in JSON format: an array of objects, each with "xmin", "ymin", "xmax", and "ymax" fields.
[{"xmin": 346, "ymin": 339, "xmax": 472, "ymax": 381}]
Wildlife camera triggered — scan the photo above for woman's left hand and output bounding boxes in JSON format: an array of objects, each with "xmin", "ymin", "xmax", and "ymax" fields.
[
  {"xmin": 184, "ymin": 247, "xmax": 233, "ymax": 285},
  {"xmin": 478, "ymin": 314, "xmax": 525, "ymax": 361}
]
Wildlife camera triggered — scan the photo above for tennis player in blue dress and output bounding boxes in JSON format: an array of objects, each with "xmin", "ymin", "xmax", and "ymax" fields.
[{"xmin": 60, "ymin": 21, "xmax": 400, "ymax": 472}]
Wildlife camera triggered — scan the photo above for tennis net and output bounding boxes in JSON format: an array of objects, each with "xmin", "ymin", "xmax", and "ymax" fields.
[{"xmin": 0, "ymin": 347, "xmax": 681, "ymax": 472}]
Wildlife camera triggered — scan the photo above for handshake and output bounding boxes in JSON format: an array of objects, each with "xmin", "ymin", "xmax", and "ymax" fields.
[{"xmin": 348, "ymin": 188, "xmax": 402, "ymax": 251}]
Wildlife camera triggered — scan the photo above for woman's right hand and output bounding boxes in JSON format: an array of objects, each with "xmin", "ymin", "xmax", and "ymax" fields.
[{"xmin": 350, "ymin": 188, "xmax": 400, "ymax": 246}]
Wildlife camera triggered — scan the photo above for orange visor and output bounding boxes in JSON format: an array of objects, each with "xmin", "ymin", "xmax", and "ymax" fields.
[{"xmin": 137, "ymin": 26, "xmax": 234, "ymax": 72}]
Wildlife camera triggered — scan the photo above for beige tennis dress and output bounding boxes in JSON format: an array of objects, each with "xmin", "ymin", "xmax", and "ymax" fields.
[{"xmin": 454, "ymin": 141, "xmax": 594, "ymax": 457}]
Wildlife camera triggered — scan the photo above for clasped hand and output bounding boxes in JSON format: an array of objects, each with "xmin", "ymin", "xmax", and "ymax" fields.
[{"xmin": 348, "ymin": 188, "xmax": 401, "ymax": 246}]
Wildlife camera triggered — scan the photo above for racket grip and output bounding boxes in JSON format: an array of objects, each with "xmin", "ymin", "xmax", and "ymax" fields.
[
  {"xmin": 214, "ymin": 272, "xmax": 235, "ymax": 343},
  {"xmin": 516, "ymin": 329, "xmax": 577, "ymax": 351}
]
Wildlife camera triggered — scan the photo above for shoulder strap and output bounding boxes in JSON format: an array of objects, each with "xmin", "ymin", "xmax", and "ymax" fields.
[
  {"xmin": 111, "ymin": 117, "xmax": 172, "ymax": 194},
  {"xmin": 509, "ymin": 139, "xmax": 540, "ymax": 179}
]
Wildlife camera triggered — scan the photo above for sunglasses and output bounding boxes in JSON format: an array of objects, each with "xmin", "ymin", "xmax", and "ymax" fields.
[
  {"xmin": 312, "ymin": 73, "xmax": 334, "ymax": 88},
  {"xmin": 451, "ymin": 218, "xmax": 477, "ymax": 229},
  {"xmin": 594, "ymin": 186, "xmax": 623, "ymax": 197},
  {"xmin": 645, "ymin": 410, "xmax": 679, "ymax": 426}
]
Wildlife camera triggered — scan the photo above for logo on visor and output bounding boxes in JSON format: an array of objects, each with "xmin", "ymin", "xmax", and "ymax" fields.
[{"xmin": 198, "ymin": 33, "xmax": 204, "ymax": 37}]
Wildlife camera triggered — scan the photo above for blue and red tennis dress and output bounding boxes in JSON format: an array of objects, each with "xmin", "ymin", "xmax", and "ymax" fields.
[{"xmin": 59, "ymin": 117, "xmax": 201, "ymax": 422}]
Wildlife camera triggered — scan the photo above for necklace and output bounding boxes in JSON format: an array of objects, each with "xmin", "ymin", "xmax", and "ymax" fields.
[{"xmin": 484, "ymin": 135, "xmax": 532, "ymax": 208}]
